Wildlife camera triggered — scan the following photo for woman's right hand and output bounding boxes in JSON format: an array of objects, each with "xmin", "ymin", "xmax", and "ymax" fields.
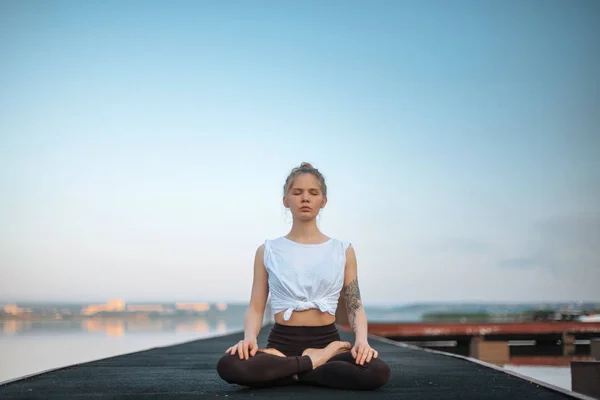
[{"xmin": 225, "ymin": 338, "xmax": 258, "ymax": 360}]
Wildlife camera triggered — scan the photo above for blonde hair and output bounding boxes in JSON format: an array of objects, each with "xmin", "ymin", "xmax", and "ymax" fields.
[{"xmin": 283, "ymin": 162, "xmax": 327, "ymax": 197}]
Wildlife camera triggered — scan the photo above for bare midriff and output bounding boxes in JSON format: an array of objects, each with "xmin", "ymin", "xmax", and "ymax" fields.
[{"xmin": 274, "ymin": 308, "xmax": 336, "ymax": 326}]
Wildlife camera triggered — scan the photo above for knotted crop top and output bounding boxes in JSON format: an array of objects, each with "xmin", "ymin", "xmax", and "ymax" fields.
[{"xmin": 263, "ymin": 236, "xmax": 352, "ymax": 321}]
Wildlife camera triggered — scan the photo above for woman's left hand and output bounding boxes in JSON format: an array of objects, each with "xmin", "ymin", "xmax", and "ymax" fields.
[{"xmin": 351, "ymin": 340, "xmax": 378, "ymax": 365}]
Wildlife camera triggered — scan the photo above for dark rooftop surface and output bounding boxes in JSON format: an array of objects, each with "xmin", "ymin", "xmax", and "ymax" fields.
[{"xmin": 0, "ymin": 324, "xmax": 582, "ymax": 399}]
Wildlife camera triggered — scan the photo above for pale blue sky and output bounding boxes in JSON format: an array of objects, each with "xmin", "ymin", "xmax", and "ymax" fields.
[{"xmin": 1, "ymin": 0, "xmax": 599, "ymax": 304}]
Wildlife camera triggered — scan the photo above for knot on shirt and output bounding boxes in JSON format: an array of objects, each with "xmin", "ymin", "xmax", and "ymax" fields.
[
  {"xmin": 296, "ymin": 300, "xmax": 315, "ymax": 309},
  {"xmin": 282, "ymin": 300, "xmax": 327, "ymax": 321}
]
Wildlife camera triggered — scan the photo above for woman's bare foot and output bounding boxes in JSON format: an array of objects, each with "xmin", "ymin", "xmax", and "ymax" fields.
[
  {"xmin": 258, "ymin": 348, "xmax": 286, "ymax": 357},
  {"xmin": 301, "ymin": 341, "xmax": 352, "ymax": 369}
]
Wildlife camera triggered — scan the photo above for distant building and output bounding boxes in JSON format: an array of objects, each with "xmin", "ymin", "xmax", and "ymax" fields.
[
  {"xmin": 3, "ymin": 304, "xmax": 29, "ymax": 315},
  {"xmin": 175, "ymin": 303, "xmax": 210, "ymax": 312},
  {"xmin": 82, "ymin": 299, "xmax": 126, "ymax": 316},
  {"xmin": 127, "ymin": 305, "xmax": 165, "ymax": 312}
]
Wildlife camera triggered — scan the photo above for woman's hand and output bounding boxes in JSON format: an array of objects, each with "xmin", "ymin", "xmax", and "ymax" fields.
[
  {"xmin": 225, "ymin": 338, "xmax": 258, "ymax": 360},
  {"xmin": 351, "ymin": 339, "xmax": 378, "ymax": 365}
]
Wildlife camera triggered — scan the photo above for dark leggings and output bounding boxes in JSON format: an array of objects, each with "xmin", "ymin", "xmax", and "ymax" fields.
[{"xmin": 216, "ymin": 323, "xmax": 391, "ymax": 390}]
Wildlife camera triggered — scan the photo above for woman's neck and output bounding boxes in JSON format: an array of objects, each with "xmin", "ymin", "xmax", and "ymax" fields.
[{"xmin": 287, "ymin": 219, "xmax": 326, "ymax": 242}]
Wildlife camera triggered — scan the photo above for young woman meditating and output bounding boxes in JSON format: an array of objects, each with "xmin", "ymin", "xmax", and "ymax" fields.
[{"xmin": 216, "ymin": 162, "xmax": 391, "ymax": 390}]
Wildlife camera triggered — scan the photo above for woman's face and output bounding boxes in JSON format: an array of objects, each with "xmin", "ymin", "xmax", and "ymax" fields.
[{"xmin": 283, "ymin": 173, "xmax": 327, "ymax": 221}]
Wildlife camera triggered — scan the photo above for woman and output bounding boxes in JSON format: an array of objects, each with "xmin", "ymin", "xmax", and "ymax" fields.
[{"xmin": 216, "ymin": 162, "xmax": 391, "ymax": 390}]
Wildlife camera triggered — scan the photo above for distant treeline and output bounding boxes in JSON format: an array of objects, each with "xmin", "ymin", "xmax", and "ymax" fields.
[
  {"xmin": 421, "ymin": 312, "xmax": 512, "ymax": 322},
  {"xmin": 421, "ymin": 309, "xmax": 599, "ymax": 322}
]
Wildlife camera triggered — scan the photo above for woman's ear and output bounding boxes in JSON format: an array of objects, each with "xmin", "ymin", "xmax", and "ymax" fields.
[
  {"xmin": 282, "ymin": 196, "xmax": 289, "ymax": 209},
  {"xmin": 321, "ymin": 196, "xmax": 328, "ymax": 209}
]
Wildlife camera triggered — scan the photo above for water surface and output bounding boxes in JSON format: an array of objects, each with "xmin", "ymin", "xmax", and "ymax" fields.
[{"xmin": 0, "ymin": 319, "xmax": 242, "ymax": 383}]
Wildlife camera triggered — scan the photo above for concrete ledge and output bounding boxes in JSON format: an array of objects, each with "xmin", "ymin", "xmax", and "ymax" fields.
[
  {"xmin": 469, "ymin": 336, "xmax": 510, "ymax": 365},
  {"xmin": 563, "ymin": 333, "xmax": 576, "ymax": 357}
]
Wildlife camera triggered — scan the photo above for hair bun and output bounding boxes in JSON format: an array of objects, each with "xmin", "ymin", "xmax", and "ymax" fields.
[{"xmin": 284, "ymin": 162, "xmax": 327, "ymax": 196}]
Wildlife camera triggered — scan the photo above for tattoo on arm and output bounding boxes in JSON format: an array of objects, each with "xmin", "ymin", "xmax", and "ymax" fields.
[{"xmin": 342, "ymin": 278, "xmax": 362, "ymax": 331}]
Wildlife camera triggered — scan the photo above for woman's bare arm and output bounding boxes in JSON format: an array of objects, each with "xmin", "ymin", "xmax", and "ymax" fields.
[
  {"xmin": 244, "ymin": 245, "xmax": 269, "ymax": 340},
  {"xmin": 341, "ymin": 245, "xmax": 368, "ymax": 343}
]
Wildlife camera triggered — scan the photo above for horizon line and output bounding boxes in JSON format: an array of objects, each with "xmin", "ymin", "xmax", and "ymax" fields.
[{"xmin": 1, "ymin": 299, "xmax": 599, "ymax": 306}]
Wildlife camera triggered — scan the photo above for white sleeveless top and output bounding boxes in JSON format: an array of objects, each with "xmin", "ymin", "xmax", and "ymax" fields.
[{"xmin": 263, "ymin": 236, "xmax": 351, "ymax": 321}]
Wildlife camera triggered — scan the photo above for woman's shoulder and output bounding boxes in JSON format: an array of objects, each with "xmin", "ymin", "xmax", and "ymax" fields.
[
  {"xmin": 261, "ymin": 236, "xmax": 287, "ymax": 254},
  {"xmin": 330, "ymin": 237, "xmax": 353, "ymax": 249},
  {"xmin": 263, "ymin": 236, "xmax": 286, "ymax": 246}
]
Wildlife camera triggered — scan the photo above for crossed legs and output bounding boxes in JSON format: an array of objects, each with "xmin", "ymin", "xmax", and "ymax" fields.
[{"xmin": 216, "ymin": 341, "xmax": 391, "ymax": 390}]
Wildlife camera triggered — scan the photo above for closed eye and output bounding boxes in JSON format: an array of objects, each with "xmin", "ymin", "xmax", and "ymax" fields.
[
  {"xmin": 292, "ymin": 190, "xmax": 320, "ymax": 195},
  {"xmin": 293, "ymin": 191, "xmax": 319, "ymax": 195}
]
